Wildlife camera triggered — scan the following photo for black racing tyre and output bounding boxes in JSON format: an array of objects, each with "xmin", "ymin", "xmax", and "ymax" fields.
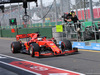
[
  {"xmin": 61, "ymin": 40, "xmax": 72, "ymax": 51},
  {"xmin": 11, "ymin": 41, "xmax": 22, "ymax": 53},
  {"xmin": 29, "ymin": 43, "xmax": 40, "ymax": 57}
]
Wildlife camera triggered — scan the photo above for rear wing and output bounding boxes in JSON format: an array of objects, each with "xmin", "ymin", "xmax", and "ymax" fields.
[{"xmin": 16, "ymin": 33, "xmax": 37, "ymax": 41}]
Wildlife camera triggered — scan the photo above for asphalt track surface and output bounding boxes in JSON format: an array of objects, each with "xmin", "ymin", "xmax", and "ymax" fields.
[{"xmin": 0, "ymin": 38, "xmax": 100, "ymax": 75}]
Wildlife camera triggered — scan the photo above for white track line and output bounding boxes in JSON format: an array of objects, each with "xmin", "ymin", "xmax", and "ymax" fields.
[{"xmin": 0, "ymin": 54, "xmax": 85, "ymax": 75}]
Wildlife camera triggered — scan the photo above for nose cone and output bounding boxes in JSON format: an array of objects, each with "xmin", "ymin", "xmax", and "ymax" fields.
[{"xmin": 55, "ymin": 50, "xmax": 61, "ymax": 54}]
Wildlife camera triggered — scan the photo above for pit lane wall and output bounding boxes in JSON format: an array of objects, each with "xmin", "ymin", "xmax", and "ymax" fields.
[
  {"xmin": 72, "ymin": 42, "xmax": 100, "ymax": 51},
  {"xmin": 0, "ymin": 27, "xmax": 53, "ymax": 38}
]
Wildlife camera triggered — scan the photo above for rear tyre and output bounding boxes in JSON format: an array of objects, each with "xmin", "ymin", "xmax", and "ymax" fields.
[
  {"xmin": 29, "ymin": 43, "xmax": 40, "ymax": 57},
  {"xmin": 61, "ymin": 40, "xmax": 72, "ymax": 51},
  {"xmin": 11, "ymin": 41, "xmax": 22, "ymax": 53}
]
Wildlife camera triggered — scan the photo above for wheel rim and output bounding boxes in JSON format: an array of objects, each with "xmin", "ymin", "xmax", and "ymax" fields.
[
  {"xmin": 11, "ymin": 45, "xmax": 14, "ymax": 52},
  {"xmin": 30, "ymin": 46, "xmax": 33, "ymax": 55}
]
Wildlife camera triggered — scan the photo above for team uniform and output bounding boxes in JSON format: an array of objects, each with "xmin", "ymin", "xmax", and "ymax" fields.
[{"xmin": 65, "ymin": 13, "xmax": 81, "ymax": 29}]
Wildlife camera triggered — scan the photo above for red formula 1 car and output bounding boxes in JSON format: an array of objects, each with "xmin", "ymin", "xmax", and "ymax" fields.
[{"xmin": 11, "ymin": 33, "xmax": 78, "ymax": 57}]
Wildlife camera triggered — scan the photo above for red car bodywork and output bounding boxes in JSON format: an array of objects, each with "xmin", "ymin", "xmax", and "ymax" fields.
[{"xmin": 16, "ymin": 33, "xmax": 78, "ymax": 57}]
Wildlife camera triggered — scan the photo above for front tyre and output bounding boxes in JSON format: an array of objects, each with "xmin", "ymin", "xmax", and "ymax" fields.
[
  {"xmin": 29, "ymin": 43, "xmax": 40, "ymax": 57},
  {"xmin": 61, "ymin": 40, "xmax": 72, "ymax": 51}
]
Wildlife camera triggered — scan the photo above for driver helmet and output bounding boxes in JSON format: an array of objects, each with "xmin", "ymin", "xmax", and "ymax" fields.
[{"xmin": 70, "ymin": 11, "xmax": 75, "ymax": 14}]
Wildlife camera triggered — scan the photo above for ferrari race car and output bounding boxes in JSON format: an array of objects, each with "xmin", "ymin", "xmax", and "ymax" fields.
[{"xmin": 11, "ymin": 33, "xmax": 78, "ymax": 57}]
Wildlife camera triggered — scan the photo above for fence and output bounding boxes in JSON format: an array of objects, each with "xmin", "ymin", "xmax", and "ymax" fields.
[
  {"xmin": 1, "ymin": 21, "xmax": 62, "ymax": 29},
  {"xmin": 1, "ymin": 0, "xmax": 100, "ymax": 27}
]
